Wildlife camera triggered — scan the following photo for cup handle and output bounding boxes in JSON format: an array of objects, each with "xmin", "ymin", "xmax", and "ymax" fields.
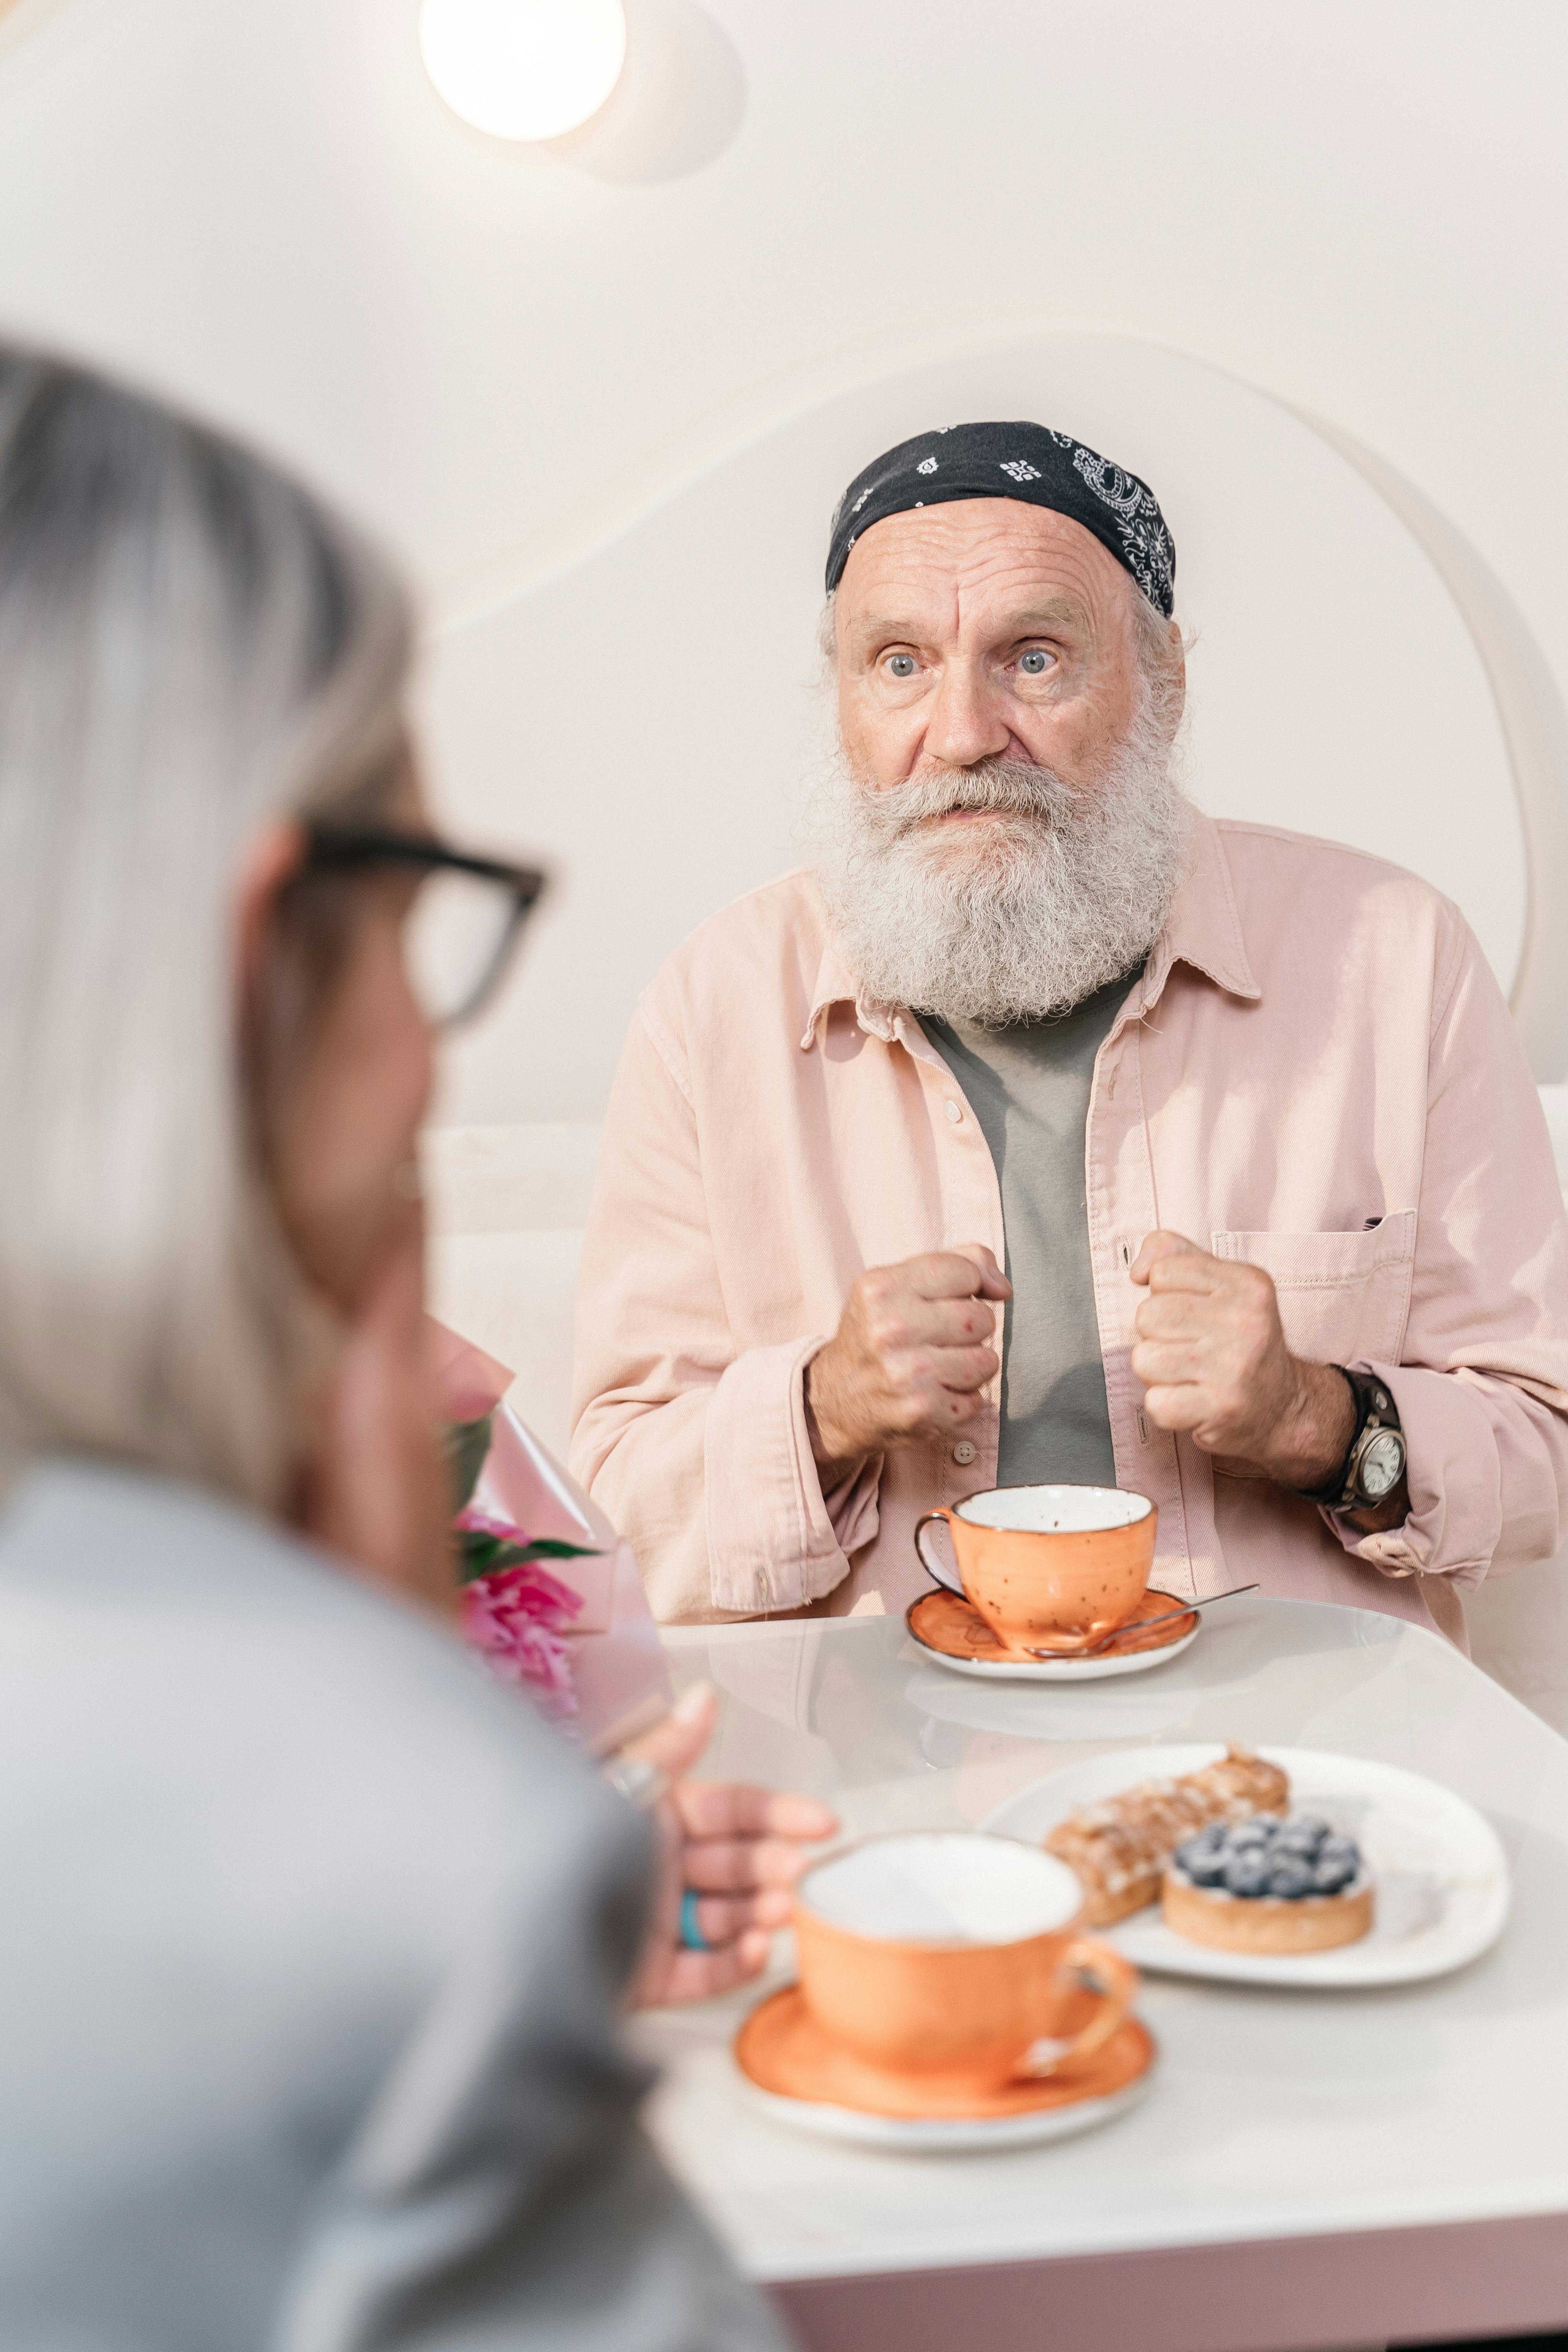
[
  {"xmin": 913, "ymin": 1507, "xmax": 964, "ymax": 1595},
  {"xmin": 1019, "ymin": 1939, "xmax": 1139, "ymax": 2080}
]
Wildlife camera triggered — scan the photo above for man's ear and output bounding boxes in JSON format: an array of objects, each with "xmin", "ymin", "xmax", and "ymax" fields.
[{"xmin": 233, "ymin": 818, "xmax": 308, "ymax": 1029}]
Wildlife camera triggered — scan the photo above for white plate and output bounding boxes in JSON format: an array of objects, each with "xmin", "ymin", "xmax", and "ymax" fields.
[
  {"xmin": 735, "ymin": 2062, "xmax": 1153, "ymax": 2154},
  {"xmin": 982, "ymin": 1743, "xmax": 1510, "ymax": 1987}
]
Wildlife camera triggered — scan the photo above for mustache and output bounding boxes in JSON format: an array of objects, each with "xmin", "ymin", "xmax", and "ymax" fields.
[
  {"xmin": 805, "ymin": 726, "xmax": 1190, "ymax": 1026},
  {"xmin": 864, "ymin": 758, "xmax": 1081, "ymax": 839}
]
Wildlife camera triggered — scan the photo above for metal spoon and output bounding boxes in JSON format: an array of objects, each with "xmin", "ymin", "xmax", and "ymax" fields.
[{"xmin": 1028, "ymin": 1583, "xmax": 1260, "ymax": 1661}]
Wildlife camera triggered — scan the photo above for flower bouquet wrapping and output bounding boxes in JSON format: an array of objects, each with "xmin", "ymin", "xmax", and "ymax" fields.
[
  {"xmin": 455, "ymin": 1506, "xmax": 590, "ymax": 1724},
  {"xmin": 431, "ymin": 1319, "xmax": 673, "ymax": 1753}
]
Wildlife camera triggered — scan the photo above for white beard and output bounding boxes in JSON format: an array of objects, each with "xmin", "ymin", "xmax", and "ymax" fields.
[{"xmin": 803, "ymin": 703, "xmax": 1193, "ymax": 1026}]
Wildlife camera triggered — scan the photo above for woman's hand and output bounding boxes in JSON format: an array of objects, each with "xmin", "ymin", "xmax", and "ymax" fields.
[{"xmin": 622, "ymin": 1685, "xmax": 838, "ymax": 2009}]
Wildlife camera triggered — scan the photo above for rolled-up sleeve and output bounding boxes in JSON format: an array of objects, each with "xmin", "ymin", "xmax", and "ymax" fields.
[
  {"xmin": 1331, "ymin": 918, "xmax": 1568, "ymax": 1590},
  {"xmin": 569, "ymin": 1005, "xmax": 874, "ymax": 1621}
]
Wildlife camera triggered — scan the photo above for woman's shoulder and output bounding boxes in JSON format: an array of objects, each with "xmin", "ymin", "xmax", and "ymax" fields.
[
  {"xmin": 0, "ymin": 1459, "xmax": 669, "ymax": 2341},
  {"xmin": 0, "ymin": 1457, "xmax": 641, "ymax": 1936}
]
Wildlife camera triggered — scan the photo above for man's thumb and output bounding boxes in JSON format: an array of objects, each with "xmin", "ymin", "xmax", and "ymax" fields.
[
  {"xmin": 1128, "ymin": 1229, "xmax": 1203, "ymax": 1286},
  {"xmin": 954, "ymin": 1243, "xmax": 1013, "ymax": 1301}
]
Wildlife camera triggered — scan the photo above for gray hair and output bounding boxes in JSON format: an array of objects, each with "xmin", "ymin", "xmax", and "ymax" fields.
[{"xmin": 0, "ymin": 349, "xmax": 415, "ymax": 1511}]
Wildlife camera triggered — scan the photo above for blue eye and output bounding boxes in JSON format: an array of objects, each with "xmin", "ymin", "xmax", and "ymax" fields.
[
  {"xmin": 1019, "ymin": 649, "xmax": 1049, "ymax": 675},
  {"xmin": 887, "ymin": 653, "xmax": 917, "ymax": 679}
]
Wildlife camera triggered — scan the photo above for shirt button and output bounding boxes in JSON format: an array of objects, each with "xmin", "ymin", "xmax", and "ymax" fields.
[
  {"xmin": 952, "ymin": 1438, "xmax": 978, "ymax": 1465},
  {"xmin": 944, "ymin": 1100, "xmax": 963, "ymax": 1124}
]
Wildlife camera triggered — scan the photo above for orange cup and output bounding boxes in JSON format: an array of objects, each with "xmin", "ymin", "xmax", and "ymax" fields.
[
  {"xmin": 915, "ymin": 1481, "xmax": 1157, "ymax": 1657},
  {"xmin": 793, "ymin": 1830, "xmax": 1138, "ymax": 2099}
]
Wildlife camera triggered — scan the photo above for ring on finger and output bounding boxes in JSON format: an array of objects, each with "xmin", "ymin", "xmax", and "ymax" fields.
[{"xmin": 678, "ymin": 1889, "xmax": 711, "ymax": 1951}]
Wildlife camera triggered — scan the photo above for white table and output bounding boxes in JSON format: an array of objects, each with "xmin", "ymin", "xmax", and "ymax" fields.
[{"xmin": 634, "ymin": 1597, "xmax": 1568, "ymax": 2352}]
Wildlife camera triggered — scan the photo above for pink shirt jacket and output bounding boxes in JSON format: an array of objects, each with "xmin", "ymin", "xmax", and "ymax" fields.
[{"xmin": 570, "ymin": 817, "xmax": 1568, "ymax": 1645}]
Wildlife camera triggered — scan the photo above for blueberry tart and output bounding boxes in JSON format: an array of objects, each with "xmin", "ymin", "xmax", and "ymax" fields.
[
  {"xmin": 1044, "ymin": 1746, "xmax": 1290, "ymax": 1926},
  {"xmin": 1163, "ymin": 1814, "xmax": 1373, "ymax": 1954}
]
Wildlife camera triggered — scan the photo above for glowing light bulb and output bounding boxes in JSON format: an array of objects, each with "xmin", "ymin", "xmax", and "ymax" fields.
[{"xmin": 419, "ymin": 0, "xmax": 628, "ymax": 141}]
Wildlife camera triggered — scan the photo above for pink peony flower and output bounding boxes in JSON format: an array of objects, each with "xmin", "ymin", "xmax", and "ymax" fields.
[{"xmin": 461, "ymin": 1561, "xmax": 583, "ymax": 1720}]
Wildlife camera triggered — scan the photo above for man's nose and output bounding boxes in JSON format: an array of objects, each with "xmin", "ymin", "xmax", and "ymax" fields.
[{"xmin": 922, "ymin": 659, "xmax": 1011, "ymax": 770}]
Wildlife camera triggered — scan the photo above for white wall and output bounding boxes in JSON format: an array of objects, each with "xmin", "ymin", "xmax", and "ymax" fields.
[
  {"xmin": 417, "ymin": 334, "xmax": 1527, "ymax": 1122},
  {"xmin": 0, "ymin": 0, "xmax": 1565, "ymax": 1117}
]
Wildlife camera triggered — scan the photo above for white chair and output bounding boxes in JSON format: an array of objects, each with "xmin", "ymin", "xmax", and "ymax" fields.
[
  {"xmin": 422, "ymin": 1122, "xmax": 598, "ymax": 1462},
  {"xmin": 1463, "ymin": 1086, "xmax": 1568, "ymax": 1728}
]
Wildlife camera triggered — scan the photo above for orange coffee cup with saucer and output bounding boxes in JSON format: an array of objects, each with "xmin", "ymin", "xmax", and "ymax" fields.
[
  {"xmin": 788, "ymin": 1830, "xmax": 1138, "ymax": 2110},
  {"xmin": 915, "ymin": 1482, "xmax": 1157, "ymax": 1657}
]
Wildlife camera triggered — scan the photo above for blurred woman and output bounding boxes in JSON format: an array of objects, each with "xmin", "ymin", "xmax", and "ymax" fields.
[{"xmin": 0, "ymin": 347, "xmax": 814, "ymax": 2348}]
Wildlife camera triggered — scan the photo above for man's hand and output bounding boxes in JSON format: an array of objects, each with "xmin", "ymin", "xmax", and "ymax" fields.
[
  {"xmin": 1129, "ymin": 1230, "xmax": 1356, "ymax": 1492},
  {"xmin": 805, "ymin": 1246, "xmax": 1011, "ymax": 1472}
]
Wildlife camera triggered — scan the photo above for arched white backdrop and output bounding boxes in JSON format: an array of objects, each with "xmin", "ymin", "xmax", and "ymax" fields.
[{"xmin": 418, "ymin": 334, "xmax": 1530, "ymax": 1127}]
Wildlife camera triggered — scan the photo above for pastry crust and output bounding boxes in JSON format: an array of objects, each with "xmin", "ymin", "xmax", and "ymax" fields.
[
  {"xmin": 1045, "ymin": 1747, "xmax": 1289, "ymax": 1927},
  {"xmin": 1162, "ymin": 1866, "xmax": 1374, "ymax": 1954}
]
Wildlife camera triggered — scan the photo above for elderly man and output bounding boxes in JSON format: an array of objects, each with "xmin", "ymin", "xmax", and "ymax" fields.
[{"xmin": 570, "ymin": 420, "xmax": 1568, "ymax": 1641}]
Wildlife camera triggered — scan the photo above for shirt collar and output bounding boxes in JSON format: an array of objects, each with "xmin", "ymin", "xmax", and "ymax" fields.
[
  {"xmin": 800, "ymin": 941, "xmax": 898, "ymax": 1049},
  {"xmin": 1140, "ymin": 811, "xmax": 1260, "ymax": 1009},
  {"xmin": 797, "ymin": 812, "xmax": 1258, "ymax": 1051}
]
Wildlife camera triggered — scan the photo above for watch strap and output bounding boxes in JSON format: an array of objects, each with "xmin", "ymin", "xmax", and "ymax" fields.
[{"xmin": 1299, "ymin": 1366, "xmax": 1402, "ymax": 1508}]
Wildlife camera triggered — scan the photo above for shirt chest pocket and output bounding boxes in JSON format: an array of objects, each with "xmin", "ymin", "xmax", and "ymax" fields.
[{"xmin": 1209, "ymin": 1210, "xmax": 1417, "ymax": 1367}]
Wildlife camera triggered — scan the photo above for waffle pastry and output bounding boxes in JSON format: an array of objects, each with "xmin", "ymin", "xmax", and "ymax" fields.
[{"xmin": 1045, "ymin": 1747, "xmax": 1290, "ymax": 1926}]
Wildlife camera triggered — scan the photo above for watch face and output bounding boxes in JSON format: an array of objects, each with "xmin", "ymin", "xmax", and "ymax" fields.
[{"xmin": 1359, "ymin": 1429, "xmax": 1405, "ymax": 1501}]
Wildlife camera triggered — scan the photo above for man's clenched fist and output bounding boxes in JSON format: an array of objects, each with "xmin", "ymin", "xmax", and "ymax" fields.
[
  {"xmin": 805, "ymin": 1247, "xmax": 1011, "ymax": 1472},
  {"xmin": 1129, "ymin": 1230, "xmax": 1354, "ymax": 1490}
]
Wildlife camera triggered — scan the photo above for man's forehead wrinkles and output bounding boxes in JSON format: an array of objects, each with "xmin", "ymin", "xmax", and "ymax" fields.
[
  {"xmin": 838, "ymin": 510, "xmax": 1126, "ymax": 648},
  {"xmin": 842, "ymin": 500, "xmax": 1122, "ymax": 583},
  {"xmin": 951, "ymin": 581, "xmax": 1096, "ymax": 638},
  {"xmin": 844, "ymin": 575, "xmax": 1102, "ymax": 650}
]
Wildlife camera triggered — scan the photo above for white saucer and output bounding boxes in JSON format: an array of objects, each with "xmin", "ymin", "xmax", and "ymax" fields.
[
  {"xmin": 914, "ymin": 1624, "xmax": 1200, "ymax": 1683},
  {"xmin": 983, "ymin": 1742, "xmax": 1510, "ymax": 1988},
  {"xmin": 907, "ymin": 1583, "xmax": 1200, "ymax": 1682},
  {"xmin": 734, "ymin": 2060, "xmax": 1153, "ymax": 2153}
]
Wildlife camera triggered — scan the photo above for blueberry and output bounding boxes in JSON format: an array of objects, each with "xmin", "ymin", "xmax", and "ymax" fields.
[
  {"xmin": 1317, "ymin": 1836, "xmax": 1359, "ymax": 1874},
  {"xmin": 1227, "ymin": 1818, "xmax": 1274, "ymax": 1851},
  {"xmin": 1179, "ymin": 1846, "xmax": 1230, "ymax": 1888},
  {"xmin": 1265, "ymin": 1855, "xmax": 1315, "ymax": 1900},
  {"xmin": 1224, "ymin": 1850, "xmax": 1274, "ymax": 1897},
  {"xmin": 1276, "ymin": 1817, "xmax": 1329, "ymax": 1858}
]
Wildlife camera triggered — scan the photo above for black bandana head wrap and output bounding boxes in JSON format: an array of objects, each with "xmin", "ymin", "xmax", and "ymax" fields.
[{"xmin": 826, "ymin": 420, "xmax": 1175, "ymax": 616}]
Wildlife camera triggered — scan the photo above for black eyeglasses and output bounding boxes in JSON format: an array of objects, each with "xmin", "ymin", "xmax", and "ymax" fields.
[{"xmin": 304, "ymin": 825, "xmax": 548, "ymax": 1029}]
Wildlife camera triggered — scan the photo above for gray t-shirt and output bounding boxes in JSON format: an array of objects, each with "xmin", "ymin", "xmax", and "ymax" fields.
[{"xmin": 924, "ymin": 966, "xmax": 1139, "ymax": 1488}]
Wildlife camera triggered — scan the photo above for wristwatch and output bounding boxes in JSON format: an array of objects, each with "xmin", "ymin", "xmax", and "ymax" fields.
[{"xmin": 1302, "ymin": 1367, "xmax": 1407, "ymax": 1511}]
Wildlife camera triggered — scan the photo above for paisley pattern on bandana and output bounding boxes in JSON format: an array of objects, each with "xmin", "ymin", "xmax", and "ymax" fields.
[
  {"xmin": 825, "ymin": 419, "xmax": 1176, "ymax": 614},
  {"xmin": 1070, "ymin": 446, "xmax": 1176, "ymax": 610}
]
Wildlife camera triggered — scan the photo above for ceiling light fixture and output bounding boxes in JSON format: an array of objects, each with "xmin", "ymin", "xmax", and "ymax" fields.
[{"xmin": 419, "ymin": 0, "xmax": 628, "ymax": 142}]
